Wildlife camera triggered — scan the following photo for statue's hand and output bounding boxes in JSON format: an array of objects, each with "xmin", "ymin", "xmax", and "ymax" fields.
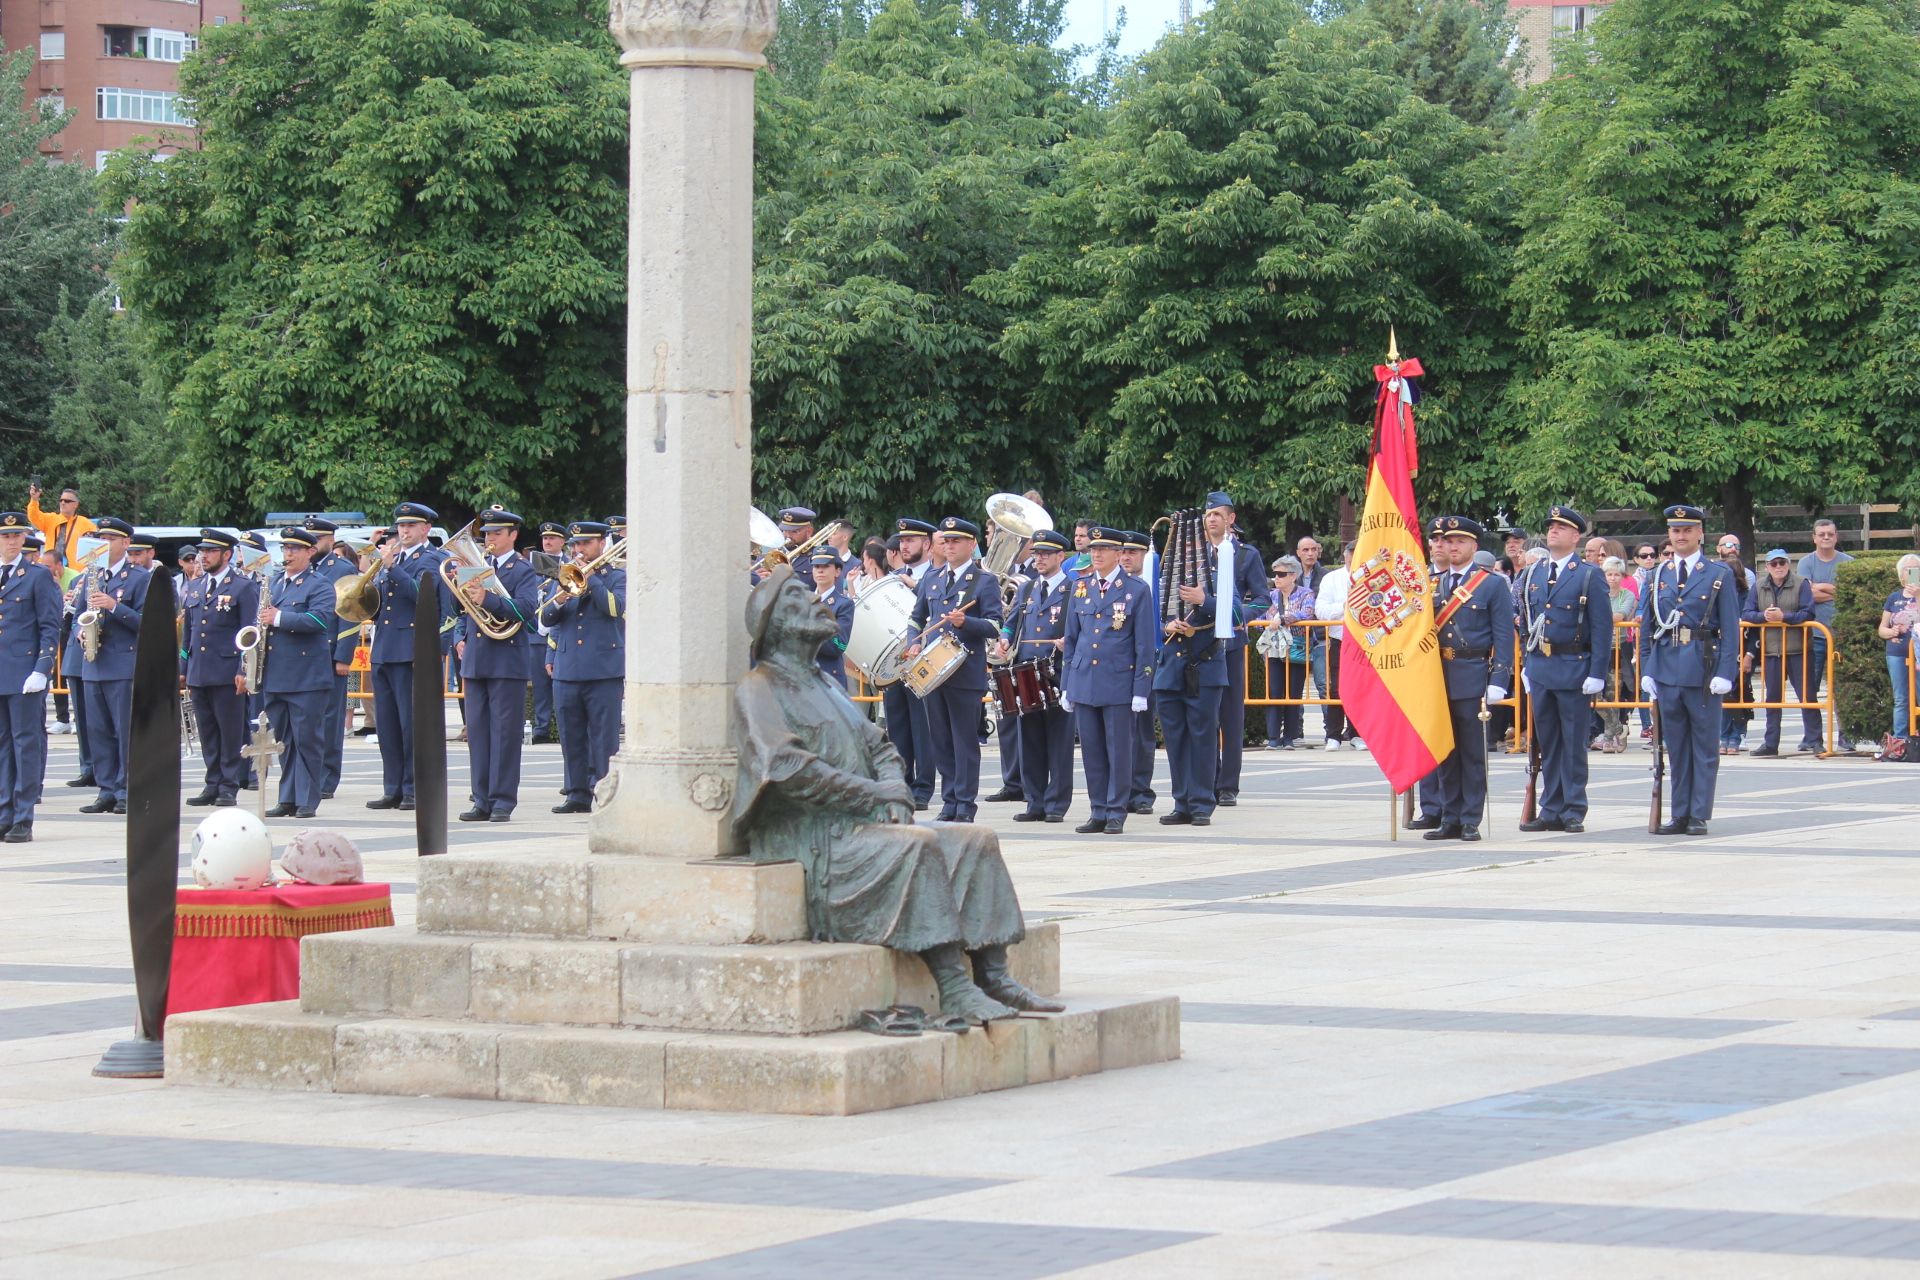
[
  {"xmin": 884, "ymin": 801, "xmax": 913, "ymax": 825},
  {"xmin": 875, "ymin": 778, "xmax": 913, "ymax": 809}
]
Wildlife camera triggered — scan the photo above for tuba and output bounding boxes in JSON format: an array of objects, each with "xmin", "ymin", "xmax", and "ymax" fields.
[
  {"xmin": 983, "ymin": 492, "xmax": 1051, "ymax": 623},
  {"xmin": 437, "ymin": 518, "xmax": 523, "ymax": 641}
]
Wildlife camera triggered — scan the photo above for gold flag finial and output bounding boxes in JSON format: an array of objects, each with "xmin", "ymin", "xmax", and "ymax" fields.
[{"xmin": 1386, "ymin": 325, "xmax": 1400, "ymax": 363}]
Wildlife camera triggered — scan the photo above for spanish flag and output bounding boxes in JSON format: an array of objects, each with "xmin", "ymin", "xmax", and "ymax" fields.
[{"xmin": 1339, "ymin": 341, "xmax": 1452, "ymax": 792}]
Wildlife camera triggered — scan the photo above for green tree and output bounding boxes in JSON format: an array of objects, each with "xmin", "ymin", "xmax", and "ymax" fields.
[
  {"xmin": 105, "ymin": 0, "xmax": 628, "ymax": 523},
  {"xmin": 751, "ymin": 0, "xmax": 1079, "ymax": 531},
  {"xmin": 0, "ymin": 47, "xmax": 112, "ymax": 479},
  {"xmin": 38, "ymin": 292, "xmax": 185, "ymax": 523},
  {"xmin": 1364, "ymin": 0, "xmax": 1523, "ymax": 131},
  {"xmin": 977, "ymin": 0, "xmax": 1517, "ymax": 545},
  {"xmin": 1504, "ymin": 0, "xmax": 1920, "ymax": 546}
]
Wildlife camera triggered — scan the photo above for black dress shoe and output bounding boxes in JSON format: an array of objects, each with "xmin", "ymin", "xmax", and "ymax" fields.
[
  {"xmin": 937, "ymin": 809, "xmax": 958, "ymax": 822},
  {"xmin": 366, "ymin": 795, "xmax": 401, "ymax": 809},
  {"xmin": 66, "ymin": 775, "xmax": 97, "ymax": 788},
  {"xmin": 1074, "ymin": 819, "xmax": 1105, "ymax": 834},
  {"xmin": 1459, "ymin": 825, "xmax": 1481, "ymax": 841},
  {"xmin": 79, "ymin": 798, "xmax": 113, "ymax": 813},
  {"xmin": 1405, "ymin": 814, "xmax": 1443, "ymax": 831},
  {"xmin": 1128, "ymin": 801, "xmax": 1155, "ymax": 815},
  {"xmin": 489, "ymin": 811, "xmax": 511, "ymax": 823},
  {"xmin": 1750, "ymin": 745, "xmax": 1779, "ymax": 757},
  {"xmin": 1423, "ymin": 825, "xmax": 1462, "ymax": 841},
  {"xmin": 320, "ymin": 791, "xmax": 336, "ymax": 800},
  {"xmin": 458, "ymin": 807, "xmax": 491, "ymax": 822},
  {"xmin": 913, "ymin": 800, "xmax": 930, "ymax": 812},
  {"xmin": 398, "ymin": 797, "xmax": 416, "ymax": 810},
  {"xmin": 1159, "ymin": 811, "xmax": 1193, "ymax": 826},
  {"xmin": 1214, "ymin": 793, "xmax": 1238, "ymax": 807},
  {"xmin": 1686, "ymin": 819, "xmax": 1709, "ymax": 835},
  {"xmin": 1044, "ymin": 814, "xmax": 1064, "ymax": 823},
  {"xmin": 983, "ymin": 788, "xmax": 1023, "ymax": 803},
  {"xmin": 551, "ymin": 800, "xmax": 591, "ymax": 814},
  {"xmin": 265, "ymin": 803, "xmax": 297, "ymax": 818},
  {"xmin": 1191, "ymin": 816, "xmax": 1211, "ymax": 827},
  {"xmin": 186, "ymin": 790, "xmax": 219, "ymax": 807},
  {"xmin": 215, "ymin": 796, "xmax": 236, "ymax": 807},
  {"xmin": 1518, "ymin": 817, "xmax": 1562, "ymax": 832},
  {"xmin": 294, "ymin": 807, "xmax": 318, "ymax": 819},
  {"xmin": 1561, "ymin": 819, "xmax": 1585, "ymax": 833},
  {"xmin": 1654, "ymin": 818, "xmax": 1689, "ymax": 836},
  {"xmin": 1012, "ymin": 810, "xmax": 1045, "ymax": 822},
  {"xmin": 4, "ymin": 822, "xmax": 31, "ymax": 843},
  {"xmin": 1103, "ymin": 818, "xmax": 1125, "ymax": 834},
  {"xmin": 112, "ymin": 801, "xmax": 127, "ymax": 815}
]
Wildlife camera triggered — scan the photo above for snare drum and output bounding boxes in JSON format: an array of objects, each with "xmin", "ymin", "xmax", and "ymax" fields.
[
  {"xmin": 991, "ymin": 665, "xmax": 1021, "ymax": 720},
  {"xmin": 1009, "ymin": 654, "xmax": 1064, "ymax": 715},
  {"xmin": 903, "ymin": 632, "xmax": 967, "ymax": 698},
  {"xmin": 844, "ymin": 575, "xmax": 916, "ymax": 685}
]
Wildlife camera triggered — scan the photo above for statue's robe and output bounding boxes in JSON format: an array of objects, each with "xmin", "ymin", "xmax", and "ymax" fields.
[{"xmin": 730, "ymin": 659, "xmax": 1024, "ymax": 952}]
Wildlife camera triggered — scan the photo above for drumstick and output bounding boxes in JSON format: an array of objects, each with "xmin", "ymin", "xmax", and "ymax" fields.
[{"xmin": 914, "ymin": 596, "xmax": 977, "ymax": 644}]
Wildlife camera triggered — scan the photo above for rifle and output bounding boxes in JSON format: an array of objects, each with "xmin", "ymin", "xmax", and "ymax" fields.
[
  {"xmin": 1520, "ymin": 694, "xmax": 1540, "ymax": 825},
  {"xmin": 1648, "ymin": 698, "xmax": 1665, "ymax": 834}
]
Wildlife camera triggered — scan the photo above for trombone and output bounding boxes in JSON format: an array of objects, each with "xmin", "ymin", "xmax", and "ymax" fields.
[
  {"xmin": 540, "ymin": 537, "xmax": 627, "ymax": 598},
  {"xmin": 750, "ymin": 520, "xmax": 842, "ymax": 576}
]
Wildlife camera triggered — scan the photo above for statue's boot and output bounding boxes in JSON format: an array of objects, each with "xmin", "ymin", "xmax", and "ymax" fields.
[
  {"xmin": 972, "ymin": 944, "xmax": 1066, "ymax": 1013},
  {"xmin": 922, "ymin": 943, "xmax": 1016, "ymax": 1024}
]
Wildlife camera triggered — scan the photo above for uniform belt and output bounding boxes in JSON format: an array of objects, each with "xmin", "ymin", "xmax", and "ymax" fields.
[
  {"xmin": 1529, "ymin": 641, "xmax": 1589, "ymax": 656},
  {"xmin": 1656, "ymin": 627, "xmax": 1716, "ymax": 646},
  {"xmin": 1440, "ymin": 646, "xmax": 1491, "ymax": 660}
]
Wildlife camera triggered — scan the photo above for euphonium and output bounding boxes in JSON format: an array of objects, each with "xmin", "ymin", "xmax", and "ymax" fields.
[{"xmin": 437, "ymin": 518, "xmax": 523, "ymax": 641}]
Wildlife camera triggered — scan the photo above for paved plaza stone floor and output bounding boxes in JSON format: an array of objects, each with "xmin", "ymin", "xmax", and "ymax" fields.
[{"xmin": 6, "ymin": 728, "xmax": 1920, "ymax": 1276}]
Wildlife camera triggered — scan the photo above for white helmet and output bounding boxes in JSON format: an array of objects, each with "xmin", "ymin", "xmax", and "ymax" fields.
[{"xmin": 189, "ymin": 810, "xmax": 274, "ymax": 890}]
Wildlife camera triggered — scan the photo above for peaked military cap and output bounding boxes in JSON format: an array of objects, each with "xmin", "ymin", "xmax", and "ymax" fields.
[
  {"xmin": 280, "ymin": 527, "xmax": 319, "ymax": 549},
  {"xmin": 538, "ymin": 521, "xmax": 567, "ymax": 538},
  {"xmin": 1545, "ymin": 505, "xmax": 1589, "ymax": 534},
  {"xmin": 1205, "ymin": 490, "xmax": 1235, "ymax": 511},
  {"xmin": 199, "ymin": 528, "xmax": 240, "ymax": 551},
  {"xmin": 808, "ymin": 551, "xmax": 842, "ymax": 570},
  {"xmin": 478, "ymin": 504, "xmax": 524, "ymax": 532},
  {"xmin": 95, "ymin": 516, "xmax": 134, "ymax": 537},
  {"xmin": 896, "ymin": 518, "xmax": 936, "ymax": 536},
  {"xmin": 1662, "ymin": 503, "xmax": 1706, "ymax": 526},
  {"xmin": 567, "ymin": 520, "xmax": 610, "ymax": 542},
  {"xmin": 1086, "ymin": 525, "xmax": 1125, "ymax": 548},
  {"xmin": 778, "ymin": 506, "xmax": 817, "ymax": 527},
  {"xmin": 1121, "ymin": 529, "xmax": 1152, "ymax": 550},
  {"xmin": 394, "ymin": 502, "xmax": 437, "ymax": 523},
  {"xmin": 0, "ymin": 511, "xmax": 27, "ymax": 531},
  {"xmin": 22, "ymin": 532, "xmax": 41, "ymax": 551},
  {"xmin": 129, "ymin": 531, "xmax": 158, "ymax": 549},
  {"xmin": 605, "ymin": 514, "xmax": 628, "ymax": 532},
  {"xmin": 937, "ymin": 516, "xmax": 980, "ymax": 540},
  {"xmin": 1028, "ymin": 529, "xmax": 1070, "ymax": 554},
  {"xmin": 1428, "ymin": 515, "xmax": 1485, "ymax": 541},
  {"xmin": 302, "ymin": 515, "xmax": 339, "ymax": 533}
]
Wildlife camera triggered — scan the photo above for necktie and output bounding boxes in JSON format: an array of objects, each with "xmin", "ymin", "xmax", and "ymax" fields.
[
  {"xmin": 1546, "ymin": 560, "xmax": 1559, "ymax": 591},
  {"xmin": 1677, "ymin": 560, "xmax": 1690, "ymax": 589},
  {"xmin": 1447, "ymin": 571, "xmax": 1460, "ymax": 596},
  {"xmin": 0, "ymin": 565, "xmax": 11, "ymax": 592}
]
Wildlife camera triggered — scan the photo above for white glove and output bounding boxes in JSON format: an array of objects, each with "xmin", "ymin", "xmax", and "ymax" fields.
[
  {"xmin": 1130, "ymin": 696, "xmax": 1148, "ymax": 714},
  {"xmin": 1060, "ymin": 696, "xmax": 1074, "ymax": 713},
  {"xmin": 22, "ymin": 672, "xmax": 48, "ymax": 695},
  {"xmin": 1709, "ymin": 676, "xmax": 1733, "ymax": 696},
  {"xmin": 1520, "ymin": 672, "xmax": 1532, "ymax": 695},
  {"xmin": 1485, "ymin": 686, "xmax": 1507, "ymax": 705},
  {"xmin": 1642, "ymin": 676, "xmax": 1658, "ymax": 697},
  {"xmin": 1581, "ymin": 677, "xmax": 1604, "ymax": 696}
]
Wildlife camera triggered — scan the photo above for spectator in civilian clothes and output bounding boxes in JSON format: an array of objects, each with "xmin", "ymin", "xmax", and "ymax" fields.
[
  {"xmin": 1716, "ymin": 535, "xmax": 1756, "ymax": 754},
  {"xmin": 1261, "ymin": 556, "xmax": 1315, "ymax": 749},
  {"xmin": 1313, "ymin": 544, "xmax": 1362, "ymax": 750},
  {"xmin": 1875, "ymin": 555, "xmax": 1920, "ymax": 749},
  {"xmin": 1597, "ymin": 557, "xmax": 1638, "ymax": 752},
  {"xmin": 1798, "ymin": 519, "xmax": 1854, "ymax": 751},
  {"xmin": 1744, "ymin": 549, "xmax": 1817, "ymax": 756}
]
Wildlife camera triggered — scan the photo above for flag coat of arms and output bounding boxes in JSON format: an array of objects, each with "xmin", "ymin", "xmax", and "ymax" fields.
[{"xmin": 1339, "ymin": 346, "xmax": 1452, "ymax": 791}]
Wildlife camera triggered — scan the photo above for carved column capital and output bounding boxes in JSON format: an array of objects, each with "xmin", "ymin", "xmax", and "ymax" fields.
[{"xmin": 608, "ymin": 0, "xmax": 778, "ymax": 70}]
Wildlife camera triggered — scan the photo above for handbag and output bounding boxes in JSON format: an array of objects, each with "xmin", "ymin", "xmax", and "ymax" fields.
[
  {"xmin": 1880, "ymin": 733, "xmax": 1909, "ymax": 763},
  {"xmin": 1256, "ymin": 620, "xmax": 1291, "ymax": 659}
]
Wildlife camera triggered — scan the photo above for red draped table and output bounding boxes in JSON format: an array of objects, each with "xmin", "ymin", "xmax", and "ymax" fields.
[{"xmin": 166, "ymin": 883, "xmax": 394, "ymax": 1020}]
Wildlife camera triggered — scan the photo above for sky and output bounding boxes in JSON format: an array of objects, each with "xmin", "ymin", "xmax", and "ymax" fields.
[{"xmin": 1059, "ymin": 0, "xmax": 1205, "ymax": 63}]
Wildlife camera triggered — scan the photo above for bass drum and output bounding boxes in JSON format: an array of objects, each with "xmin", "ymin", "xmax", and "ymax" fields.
[{"xmin": 844, "ymin": 575, "xmax": 917, "ymax": 686}]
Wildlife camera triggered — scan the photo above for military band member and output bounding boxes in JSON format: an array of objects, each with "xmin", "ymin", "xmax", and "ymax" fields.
[
  {"xmin": 1155, "ymin": 540, "xmax": 1225, "ymax": 827},
  {"xmin": 1640, "ymin": 503, "xmax": 1742, "ymax": 835},
  {"xmin": 999, "ymin": 529, "xmax": 1073, "ymax": 823},
  {"xmin": 882, "ymin": 518, "xmax": 937, "ymax": 809},
  {"xmin": 529, "ymin": 520, "xmax": 569, "ymax": 742},
  {"xmin": 905, "ymin": 516, "xmax": 1002, "ymax": 823},
  {"xmin": 540, "ymin": 521, "xmax": 624, "ymax": 814},
  {"xmin": 1061, "ymin": 526, "xmax": 1154, "ymax": 834},
  {"xmin": 1202, "ymin": 492, "xmax": 1267, "ymax": 806},
  {"xmin": 1421, "ymin": 517, "xmax": 1513, "ymax": 841},
  {"xmin": 810, "ymin": 551, "xmax": 856, "ymax": 689},
  {"xmin": 458, "ymin": 506, "xmax": 540, "ymax": 822},
  {"xmin": 302, "ymin": 516, "xmax": 358, "ymax": 799},
  {"xmin": 1517, "ymin": 506, "xmax": 1611, "ymax": 833},
  {"xmin": 366, "ymin": 502, "xmax": 448, "ymax": 811},
  {"xmin": 58, "ymin": 550, "xmax": 96, "ymax": 789},
  {"xmin": 126, "ymin": 531, "xmax": 159, "ymax": 572},
  {"xmin": 180, "ymin": 529, "xmax": 258, "ymax": 809},
  {"xmin": 0, "ymin": 512, "xmax": 60, "ymax": 842},
  {"xmin": 78, "ymin": 518, "xmax": 147, "ymax": 815},
  {"xmin": 260, "ymin": 528, "xmax": 337, "ymax": 818},
  {"xmin": 1120, "ymin": 529, "xmax": 1159, "ymax": 814}
]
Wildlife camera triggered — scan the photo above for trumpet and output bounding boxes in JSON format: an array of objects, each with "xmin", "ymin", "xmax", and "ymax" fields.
[
  {"xmin": 552, "ymin": 537, "xmax": 626, "ymax": 597},
  {"xmin": 437, "ymin": 517, "xmax": 523, "ymax": 641}
]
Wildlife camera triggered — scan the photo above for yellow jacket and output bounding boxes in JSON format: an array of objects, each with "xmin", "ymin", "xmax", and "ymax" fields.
[{"xmin": 27, "ymin": 495, "xmax": 97, "ymax": 564}]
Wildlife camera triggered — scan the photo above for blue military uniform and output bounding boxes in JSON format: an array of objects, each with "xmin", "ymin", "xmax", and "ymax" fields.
[
  {"xmin": 180, "ymin": 529, "xmax": 259, "ymax": 807},
  {"xmin": 60, "ymin": 566, "xmax": 95, "ymax": 788},
  {"xmin": 529, "ymin": 521, "xmax": 568, "ymax": 741},
  {"xmin": 540, "ymin": 521, "xmax": 624, "ymax": 813},
  {"xmin": 810, "ymin": 553, "xmax": 856, "ymax": 689},
  {"xmin": 78, "ymin": 518, "xmax": 149, "ymax": 812},
  {"xmin": 1203, "ymin": 493, "xmax": 1268, "ymax": 807},
  {"xmin": 1152, "ymin": 560, "xmax": 1225, "ymax": 825},
  {"xmin": 1062, "ymin": 527, "xmax": 1155, "ymax": 832},
  {"xmin": 261, "ymin": 528, "xmax": 338, "ymax": 817},
  {"xmin": 882, "ymin": 520, "xmax": 937, "ymax": 808},
  {"xmin": 908, "ymin": 517, "xmax": 1003, "ymax": 822},
  {"xmin": 458, "ymin": 506, "xmax": 541, "ymax": 821},
  {"xmin": 0, "ymin": 512, "xmax": 60, "ymax": 840},
  {"xmin": 367, "ymin": 504, "xmax": 450, "ymax": 808},
  {"xmin": 1125, "ymin": 530, "xmax": 1160, "ymax": 814},
  {"xmin": 304, "ymin": 516, "xmax": 360, "ymax": 799},
  {"xmin": 1518, "ymin": 507, "xmax": 1611, "ymax": 832},
  {"xmin": 1001, "ymin": 530, "xmax": 1074, "ymax": 822},
  {"xmin": 1423, "ymin": 517, "xmax": 1514, "ymax": 839},
  {"xmin": 1639, "ymin": 504, "xmax": 1742, "ymax": 834}
]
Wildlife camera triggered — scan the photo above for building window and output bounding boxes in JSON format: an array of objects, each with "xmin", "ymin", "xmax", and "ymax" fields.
[
  {"xmin": 40, "ymin": 32, "xmax": 67, "ymax": 60},
  {"xmin": 1552, "ymin": 5, "xmax": 1601, "ymax": 33},
  {"xmin": 96, "ymin": 87, "xmax": 193, "ymax": 126},
  {"xmin": 37, "ymin": 95, "xmax": 66, "ymax": 116},
  {"xmin": 102, "ymin": 27, "xmax": 188, "ymax": 61}
]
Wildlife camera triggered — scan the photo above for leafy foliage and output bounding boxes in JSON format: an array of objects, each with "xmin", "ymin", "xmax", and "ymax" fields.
[
  {"xmin": 106, "ymin": 0, "xmax": 628, "ymax": 523},
  {"xmin": 0, "ymin": 47, "xmax": 112, "ymax": 479},
  {"xmin": 1364, "ymin": 0, "xmax": 1523, "ymax": 131},
  {"xmin": 1505, "ymin": 0, "xmax": 1920, "ymax": 529},
  {"xmin": 39, "ymin": 292, "xmax": 185, "ymax": 523},
  {"xmin": 977, "ymin": 0, "xmax": 1517, "ymax": 546}
]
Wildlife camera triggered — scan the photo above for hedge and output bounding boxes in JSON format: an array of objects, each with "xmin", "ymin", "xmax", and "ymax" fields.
[{"xmin": 1832, "ymin": 552, "xmax": 1913, "ymax": 743}]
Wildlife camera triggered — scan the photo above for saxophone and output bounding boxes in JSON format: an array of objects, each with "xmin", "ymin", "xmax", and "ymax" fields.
[
  {"xmin": 235, "ymin": 587, "xmax": 269, "ymax": 697},
  {"xmin": 75, "ymin": 565, "xmax": 106, "ymax": 663}
]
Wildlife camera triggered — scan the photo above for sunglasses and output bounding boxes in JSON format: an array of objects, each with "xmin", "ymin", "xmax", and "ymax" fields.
[{"xmin": 1635, "ymin": 552, "xmax": 1655, "ymax": 560}]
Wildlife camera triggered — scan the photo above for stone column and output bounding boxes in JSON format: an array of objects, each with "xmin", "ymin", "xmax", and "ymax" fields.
[{"xmin": 592, "ymin": 0, "xmax": 776, "ymax": 859}]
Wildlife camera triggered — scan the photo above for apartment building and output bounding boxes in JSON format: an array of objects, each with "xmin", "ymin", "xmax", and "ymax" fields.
[
  {"xmin": 1511, "ymin": 0, "xmax": 1612, "ymax": 84},
  {"xmin": 3, "ymin": 0, "xmax": 242, "ymax": 168}
]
